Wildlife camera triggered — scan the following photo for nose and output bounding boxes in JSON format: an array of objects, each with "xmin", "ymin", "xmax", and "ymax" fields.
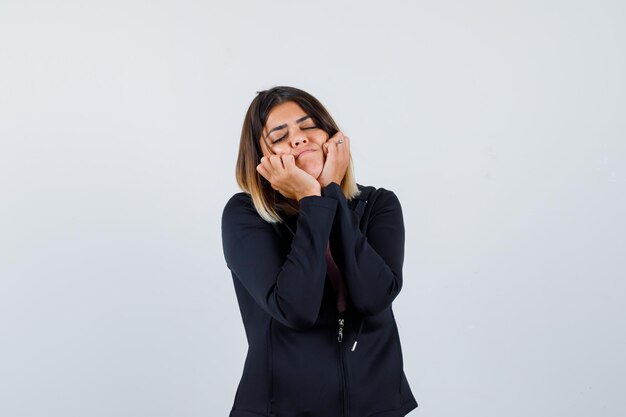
[{"xmin": 291, "ymin": 135, "xmax": 308, "ymax": 147}]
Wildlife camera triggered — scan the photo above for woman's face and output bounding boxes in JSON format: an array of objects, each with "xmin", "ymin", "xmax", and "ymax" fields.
[{"xmin": 260, "ymin": 101, "xmax": 329, "ymax": 179}]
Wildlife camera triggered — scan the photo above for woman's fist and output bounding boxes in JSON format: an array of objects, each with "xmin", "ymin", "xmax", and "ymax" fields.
[
  {"xmin": 318, "ymin": 132, "xmax": 351, "ymax": 188},
  {"xmin": 256, "ymin": 154, "xmax": 321, "ymax": 201}
]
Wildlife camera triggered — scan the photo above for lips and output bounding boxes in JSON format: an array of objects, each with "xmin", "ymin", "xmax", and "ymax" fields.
[{"xmin": 296, "ymin": 149, "xmax": 315, "ymax": 159}]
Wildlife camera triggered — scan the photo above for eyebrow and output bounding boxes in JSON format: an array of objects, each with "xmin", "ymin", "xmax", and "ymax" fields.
[{"xmin": 265, "ymin": 115, "xmax": 312, "ymax": 137}]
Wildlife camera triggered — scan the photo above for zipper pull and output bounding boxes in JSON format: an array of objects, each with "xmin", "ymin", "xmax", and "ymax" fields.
[
  {"xmin": 337, "ymin": 318, "xmax": 344, "ymax": 343},
  {"xmin": 351, "ymin": 318, "xmax": 365, "ymax": 352}
]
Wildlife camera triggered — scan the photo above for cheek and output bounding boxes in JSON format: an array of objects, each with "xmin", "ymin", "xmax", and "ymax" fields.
[
  {"xmin": 259, "ymin": 140, "xmax": 271, "ymax": 157},
  {"xmin": 261, "ymin": 141, "xmax": 284, "ymax": 157},
  {"xmin": 313, "ymin": 133, "xmax": 329, "ymax": 146}
]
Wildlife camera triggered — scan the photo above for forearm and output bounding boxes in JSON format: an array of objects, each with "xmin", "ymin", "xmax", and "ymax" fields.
[
  {"xmin": 323, "ymin": 183, "xmax": 405, "ymax": 316},
  {"xmin": 222, "ymin": 194, "xmax": 338, "ymax": 329}
]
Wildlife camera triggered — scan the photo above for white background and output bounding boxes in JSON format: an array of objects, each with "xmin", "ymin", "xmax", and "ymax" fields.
[{"xmin": 1, "ymin": 1, "xmax": 625, "ymax": 416}]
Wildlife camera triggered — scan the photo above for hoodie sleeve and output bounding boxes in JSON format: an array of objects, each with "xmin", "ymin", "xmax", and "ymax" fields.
[
  {"xmin": 322, "ymin": 182, "xmax": 405, "ymax": 316},
  {"xmin": 221, "ymin": 193, "xmax": 338, "ymax": 330}
]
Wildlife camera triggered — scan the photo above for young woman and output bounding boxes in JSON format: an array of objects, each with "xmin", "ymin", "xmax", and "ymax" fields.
[{"xmin": 221, "ymin": 86, "xmax": 418, "ymax": 417}]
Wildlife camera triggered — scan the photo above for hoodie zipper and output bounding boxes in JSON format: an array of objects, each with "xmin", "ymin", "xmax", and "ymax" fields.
[
  {"xmin": 284, "ymin": 219, "xmax": 350, "ymax": 415},
  {"xmin": 338, "ymin": 315, "xmax": 349, "ymax": 417}
]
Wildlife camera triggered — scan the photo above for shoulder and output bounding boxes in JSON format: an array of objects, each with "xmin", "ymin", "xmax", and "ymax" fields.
[
  {"xmin": 356, "ymin": 183, "xmax": 401, "ymax": 207},
  {"xmin": 223, "ymin": 191, "xmax": 252, "ymax": 215},
  {"xmin": 222, "ymin": 192, "xmax": 266, "ymax": 228},
  {"xmin": 351, "ymin": 184, "xmax": 404, "ymax": 232},
  {"xmin": 221, "ymin": 191, "xmax": 277, "ymax": 252},
  {"xmin": 355, "ymin": 184, "xmax": 403, "ymax": 225},
  {"xmin": 223, "ymin": 191, "xmax": 253, "ymax": 210}
]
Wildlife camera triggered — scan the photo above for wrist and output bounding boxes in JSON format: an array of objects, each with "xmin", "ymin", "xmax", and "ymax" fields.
[
  {"xmin": 295, "ymin": 184, "xmax": 321, "ymax": 201},
  {"xmin": 322, "ymin": 180, "xmax": 341, "ymax": 189},
  {"xmin": 321, "ymin": 181, "xmax": 342, "ymax": 197},
  {"xmin": 319, "ymin": 178, "xmax": 341, "ymax": 188}
]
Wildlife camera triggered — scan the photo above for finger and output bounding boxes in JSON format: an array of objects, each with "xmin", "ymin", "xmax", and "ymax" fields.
[
  {"xmin": 337, "ymin": 135, "xmax": 350, "ymax": 154},
  {"xmin": 281, "ymin": 154, "xmax": 296, "ymax": 170},
  {"xmin": 328, "ymin": 131, "xmax": 341, "ymax": 143},
  {"xmin": 329, "ymin": 133, "xmax": 342, "ymax": 148},
  {"xmin": 326, "ymin": 139, "xmax": 336, "ymax": 158},
  {"xmin": 269, "ymin": 154, "xmax": 285, "ymax": 171},
  {"xmin": 259, "ymin": 156, "xmax": 275, "ymax": 175},
  {"xmin": 256, "ymin": 163, "xmax": 271, "ymax": 181}
]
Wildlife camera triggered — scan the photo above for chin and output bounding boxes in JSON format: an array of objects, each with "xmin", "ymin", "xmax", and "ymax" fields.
[
  {"xmin": 298, "ymin": 159, "xmax": 323, "ymax": 179},
  {"xmin": 302, "ymin": 165, "xmax": 323, "ymax": 179}
]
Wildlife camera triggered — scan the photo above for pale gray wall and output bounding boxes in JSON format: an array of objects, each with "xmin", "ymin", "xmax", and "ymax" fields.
[{"xmin": 1, "ymin": 1, "xmax": 624, "ymax": 416}]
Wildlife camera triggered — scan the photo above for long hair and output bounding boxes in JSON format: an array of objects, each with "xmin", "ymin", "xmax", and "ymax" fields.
[{"xmin": 236, "ymin": 86, "xmax": 360, "ymax": 223}]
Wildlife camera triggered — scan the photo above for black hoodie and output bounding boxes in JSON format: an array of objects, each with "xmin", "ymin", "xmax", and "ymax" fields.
[{"xmin": 221, "ymin": 182, "xmax": 418, "ymax": 417}]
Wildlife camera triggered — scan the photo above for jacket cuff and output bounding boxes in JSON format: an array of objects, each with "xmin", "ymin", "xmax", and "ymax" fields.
[
  {"xmin": 298, "ymin": 193, "xmax": 338, "ymax": 210},
  {"xmin": 321, "ymin": 182, "xmax": 343, "ymax": 197}
]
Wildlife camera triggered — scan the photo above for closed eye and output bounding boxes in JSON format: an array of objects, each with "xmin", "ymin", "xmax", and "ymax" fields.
[
  {"xmin": 272, "ymin": 135, "xmax": 286, "ymax": 144},
  {"xmin": 273, "ymin": 126, "xmax": 317, "ymax": 143}
]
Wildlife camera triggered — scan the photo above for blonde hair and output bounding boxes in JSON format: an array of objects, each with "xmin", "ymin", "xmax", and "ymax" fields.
[{"xmin": 235, "ymin": 86, "xmax": 360, "ymax": 223}]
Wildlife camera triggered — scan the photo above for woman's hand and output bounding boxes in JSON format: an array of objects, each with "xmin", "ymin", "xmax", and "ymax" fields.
[
  {"xmin": 317, "ymin": 132, "xmax": 351, "ymax": 188},
  {"xmin": 256, "ymin": 154, "xmax": 321, "ymax": 201}
]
